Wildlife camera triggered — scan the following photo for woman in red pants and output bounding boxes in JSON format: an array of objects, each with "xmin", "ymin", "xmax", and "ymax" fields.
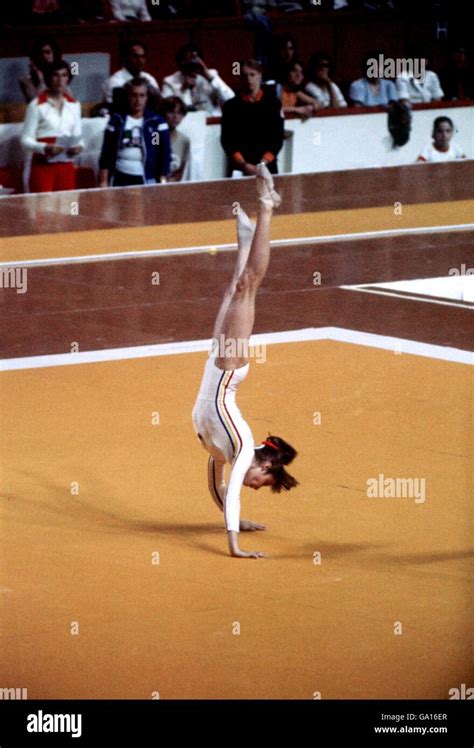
[{"xmin": 21, "ymin": 59, "xmax": 83, "ymax": 193}]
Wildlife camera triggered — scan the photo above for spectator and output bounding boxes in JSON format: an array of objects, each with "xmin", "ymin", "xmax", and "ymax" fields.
[
  {"xmin": 266, "ymin": 32, "xmax": 299, "ymax": 82},
  {"xmin": 278, "ymin": 61, "xmax": 321, "ymax": 118},
  {"xmin": 102, "ymin": 40, "xmax": 160, "ymax": 104},
  {"xmin": 160, "ymin": 96, "xmax": 190, "ymax": 182},
  {"xmin": 349, "ymin": 52, "xmax": 399, "ymax": 106},
  {"xmin": 396, "ymin": 53, "xmax": 444, "ymax": 104},
  {"xmin": 417, "ymin": 116, "xmax": 465, "ymax": 162},
  {"xmin": 21, "ymin": 59, "xmax": 83, "ymax": 193},
  {"xmin": 19, "ymin": 37, "xmax": 62, "ymax": 103},
  {"xmin": 162, "ymin": 44, "xmax": 234, "ymax": 115},
  {"xmin": 241, "ymin": 2, "xmax": 274, "ymax": 64},
  {"xmin": 98, "ymin": 77, "xmax": 171, "ymax": 187},
  {"xmin": 28, "ymin": 0, "xmax": 68, "ymax": 23},
  {"xmin": 305, "ymin": 52, "xmax": 347, "ymax": 109},
  {"xmin": 387, "ymin": 100, "xmax": 411, "ymax": 147},
  {"xmin": 441, "ymin": 45, "xmax": 474, "ymax": 101},
  {"xmin": 109, "ymin": 0, "xmax": 151, "ymax": 21},
  {"xmin": 3, "ymin": 0, "xmax": 100, "ymax": 23},
  {"xmin": 221, "ymin": 59, "xmax": 284, "ymax": 176}
]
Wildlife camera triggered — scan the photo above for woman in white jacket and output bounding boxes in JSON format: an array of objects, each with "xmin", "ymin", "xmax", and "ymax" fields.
[{"xmin": 21, "ymin": 60, "xmax": 83, "ymax": 193}]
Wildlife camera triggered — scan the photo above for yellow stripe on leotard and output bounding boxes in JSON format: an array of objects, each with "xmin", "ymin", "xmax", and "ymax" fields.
[{"xmin": 215, "ymin": 369, "xmax": 243, "ymax": 461}]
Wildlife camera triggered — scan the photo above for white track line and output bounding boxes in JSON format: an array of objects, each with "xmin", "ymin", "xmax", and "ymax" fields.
[
  {"xmin": 1, "ymin": 223, "xmax": 473, "ymax": 268},
  {"xmin": 340, "ymin": 286, "xmax": 474, "ymax": 309},
  {"xmin": 0, "ymin": 327, "xmax": 471, "ymax": 371}
]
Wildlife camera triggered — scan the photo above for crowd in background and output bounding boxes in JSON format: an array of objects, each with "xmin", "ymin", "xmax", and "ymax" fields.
[
  {"xmin": 11, "ymin": 23, "xmax": 473, "ymax": 191},
  {"xmin": 0, "ymin": 0, "xmax": 469, "ymax": 25}
]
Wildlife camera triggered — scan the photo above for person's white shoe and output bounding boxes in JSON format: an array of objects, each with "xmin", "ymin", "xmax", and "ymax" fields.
[{"xmin": 256, "ymin": 162, "xmax": 282, "ymax": 209}]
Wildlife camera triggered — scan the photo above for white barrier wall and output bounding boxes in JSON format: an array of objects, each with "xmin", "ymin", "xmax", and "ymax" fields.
[
  {"xmin": 203, "ymin": 105, "xmax": 474, "ymax": 179},
  {"xmin": 0, "ymin": 104, "xmax": 472, "ymax": 190}
]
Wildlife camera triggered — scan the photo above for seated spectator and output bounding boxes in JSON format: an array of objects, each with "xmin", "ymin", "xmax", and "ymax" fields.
[
  {"xmin": 278, "ymin": 61, "xmax": 321, "ymax": 119},
  {"xmin": 396, "ymin": 53, "xmax": 444, "ymax": 104},
  {"xmin": 3, "ymin": 0, "xmax": 89, "ymax": 23},
  {"xmin": 102, "ymin": 40, "xmax": 160, "ymax": 104},
  {"xmin": 417, "ymin": 116, "xmax": 465, "ymax": 162},
  {"xmin": 98, "ymin": 77, "xmax": 171, "ymax": 187},
  {"xmin": 28, "ymin": 0, "xmax": 70, "ymax": 24},
  {"xmin": 162, "ymin": 44, "xmax": 234, "ymax": 116},
  {"xmin": 109, "ymin": 0, "xmax": 151, "ymax": 21},
  {"xmin": 387, "ymin": 100, "xmax": 411, "ymax": 147},
  {"xmin": 160, "ymin": 96, "xmax": 190, "ymax": 182},
  {"xmin": 441, "ymin": 45, "xmax": 474, "ymax": 101},
  {"xmin": 265, "ymin": 32, "xmax": 299, "ymax": 82},
  {"xmin": 221, "ymin": 59, "xmax": 284, "ymax": 176},
  {"xmin": 305, "ymin": 52, "xmax": 347, "ymax": 109},
  {"xmin": 21, "ymin": 59, "xmax": 83, "ymax": 193},
  {"xmin": 19, "ymin": 37, "xmax": 62, "ymax": 103},
  {"xmin": 349, "ymin": 52, "xmax": 399, "ymax": 107}
]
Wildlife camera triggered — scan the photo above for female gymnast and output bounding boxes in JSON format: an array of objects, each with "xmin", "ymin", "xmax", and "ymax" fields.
[{"xmin": 192, "ymin": 163, "xmax": 298, "ymax": 559}]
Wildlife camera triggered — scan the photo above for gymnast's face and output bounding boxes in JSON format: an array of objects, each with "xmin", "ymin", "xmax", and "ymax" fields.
[{"xmin": 243, "ymin": 460, "xmax": 274, "ymax": 490}]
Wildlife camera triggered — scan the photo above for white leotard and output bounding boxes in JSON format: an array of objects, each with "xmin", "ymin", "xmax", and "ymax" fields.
[{"xmin": 192, "ymin": 353, "xmax": 255, "ymax": 532}]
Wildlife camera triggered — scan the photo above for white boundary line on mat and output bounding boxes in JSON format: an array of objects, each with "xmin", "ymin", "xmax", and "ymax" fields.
[
  {"xmin": 0, "ymin": 327, "xmax": 471, "ymax": 371},
  {"xmin": 340, "ymin": 285, "xmax": 474, "ymax": 309}
]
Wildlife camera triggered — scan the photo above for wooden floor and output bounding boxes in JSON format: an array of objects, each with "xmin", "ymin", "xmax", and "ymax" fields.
[{"xmin": 0, "ymin": 162, "xmax": 473, "ymax": 699}]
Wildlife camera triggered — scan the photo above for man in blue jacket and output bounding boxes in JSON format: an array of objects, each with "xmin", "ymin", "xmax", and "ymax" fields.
[{"xmin": 98, "ymin": 78, "xmax": 171, "ymax": 187}]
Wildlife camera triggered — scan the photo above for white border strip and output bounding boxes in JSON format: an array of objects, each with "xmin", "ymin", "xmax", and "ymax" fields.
[
  {"xmin": 1, "ymin": 327, "xmax": 471, "ymax": 371},
  {"xmin": 340, "ymin": 285, "xmax": 474, "ymax": 309},
  {"xmin": 1, "ymin": 223, "xmax": 473, "ymax": 268}
]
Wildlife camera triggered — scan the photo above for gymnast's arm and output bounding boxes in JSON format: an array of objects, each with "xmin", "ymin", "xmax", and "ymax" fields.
[{"xmin": 225, "ymin": 446, "xmax": 266, "ymax": 559}]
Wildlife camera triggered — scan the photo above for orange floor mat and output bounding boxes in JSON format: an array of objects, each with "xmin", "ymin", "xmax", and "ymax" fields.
[{"xmin": 0, "ymin": 340, "xmax": 472, "ymax": 698}]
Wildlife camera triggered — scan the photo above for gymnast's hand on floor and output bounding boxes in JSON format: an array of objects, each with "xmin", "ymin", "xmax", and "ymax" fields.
[
  {"xmin": 240, "ymin": 519, "xmax": 267, "ymax": 531},
  {"xmin": 232, "ymin": 548, "xmax": 268, "ymax": 559},
  {"xmin": 228, "ymin": 530, "xmax": 268, "ymax": 558}
]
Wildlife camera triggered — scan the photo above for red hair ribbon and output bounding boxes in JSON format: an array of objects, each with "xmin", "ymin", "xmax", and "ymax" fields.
[{"xmin": 262, "ymin": 439, "xmax": 278, "ymax": 450}]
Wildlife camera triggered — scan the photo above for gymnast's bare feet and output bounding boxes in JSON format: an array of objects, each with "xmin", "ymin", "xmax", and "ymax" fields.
[{"xmin": 256, "ymin": 162, "xmax": 282, "ymax": 209}]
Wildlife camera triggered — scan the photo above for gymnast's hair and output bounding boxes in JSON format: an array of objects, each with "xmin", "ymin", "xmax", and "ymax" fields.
[{"xmin": 254, "ymin": 435, "xmax": 299, "ymax": 494}]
